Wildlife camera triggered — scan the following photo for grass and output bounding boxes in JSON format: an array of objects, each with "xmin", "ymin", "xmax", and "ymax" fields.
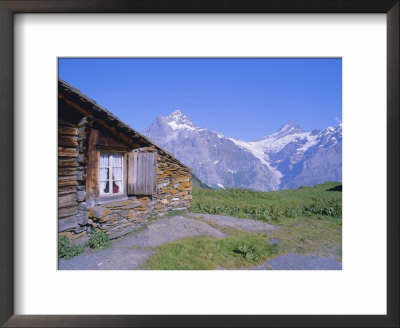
[
  {"xmin": 191, "ymin": 182, "xmax": 342, "ymax": 223},
  {"xmin": 60, "ymin": 183, "xmax": 342, "ymax": 267},
  {"xmin": 142, "ymin": 182, "xmax": 342, "ymax": 269},
  {"xmin": 142, "ymin": 213, "xmax": 341, "ymax": 269},
  {"xmin": 143, "ymin": 232, "xmax": 278, "ymax": 270},
  {"xmin": 268, "ymin": 215, "xmax": 342, "ymax": 261}
]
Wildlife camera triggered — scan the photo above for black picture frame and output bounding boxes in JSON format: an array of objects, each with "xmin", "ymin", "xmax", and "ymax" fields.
[{"xmin": 0, "ymin": 1, "xmax": 398, "ymax": 327}]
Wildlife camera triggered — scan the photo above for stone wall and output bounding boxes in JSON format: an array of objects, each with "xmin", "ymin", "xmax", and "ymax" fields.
[
  {"xmin": 153, "ymin": 152, "xmax": 192, "ymax": 213},
  {"xmin": 86, "ymin": 151, "xmax": 192, "ymax": 240},
  {"xmin": 59, "ymin": 124, "xmax": 192, "ymax": 243},
  {"xmin": 58, "ymin": 80, "xmax": 192, "ymax": 244},
  {"xmin": 58, "ymin": 117, "xmax": 90, "ymax": 243}
]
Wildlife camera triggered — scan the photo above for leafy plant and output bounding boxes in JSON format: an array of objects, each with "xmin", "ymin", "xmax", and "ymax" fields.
[
  {"xmin": 58, "ymin": 236, "xmax": 84, "ymax": 260},
  {"xmin": 233, "ymin": 243, "xmax": 261, "ymax": 261},
  {"xmin": 85, "ymin": 229, "xmax": 111, "ymax": 251}
]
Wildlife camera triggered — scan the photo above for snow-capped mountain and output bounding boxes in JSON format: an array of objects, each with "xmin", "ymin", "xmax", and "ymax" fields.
[
  {"xmin": 229, "ymin": 121, "xmax": 342, "ymax": 188},
  {"xmin": 143, "ymin": 110, "xmax": 342, "ymax": 191},
  {"xmin": 144, "ymin": 110, "xmax": 280, "ymax": 191}
]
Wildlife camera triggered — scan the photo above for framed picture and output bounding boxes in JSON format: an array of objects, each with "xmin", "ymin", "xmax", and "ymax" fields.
[
  {"xmin": 0, "ymin": 0, "xmax": 398, "ymax": 327},
  {"xmin": 56, "ymin": 57, "xmax": 344, "ymax": 272}
]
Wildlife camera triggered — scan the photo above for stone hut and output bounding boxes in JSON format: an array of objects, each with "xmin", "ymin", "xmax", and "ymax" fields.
[{"xmin": 58, "ymin": 79, "xmax": 192, "ymax": 242}]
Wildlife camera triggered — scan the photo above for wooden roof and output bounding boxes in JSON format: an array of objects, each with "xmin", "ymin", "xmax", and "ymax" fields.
[{"xmin": 58, "ymin": 79, "xmax": 190, "ymax": 170}]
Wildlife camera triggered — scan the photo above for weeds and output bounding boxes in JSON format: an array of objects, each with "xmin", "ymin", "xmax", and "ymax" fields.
[
  {"xmin": 233, "ymin": 243, "xmax": 275, "ymax": 262},
  {"xmin": 58, "ymin": 236, "xmax": 84, "ymax": 260},
  {"xmin": 85, "ymin": 230, "xmax": 111, "ymax": 251},
  {"xmin": 192, "ymin": 182, "xmax": 342, "ymax": 222}
]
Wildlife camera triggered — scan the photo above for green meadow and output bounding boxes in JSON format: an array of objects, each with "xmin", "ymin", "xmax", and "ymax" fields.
[
  {"xmin": 192, "ymin": 182, "xmax": 342, "ymax": 223},
  {"xmin": 143, "ymin": 182, "xmax": 342, "ymax": 269}
]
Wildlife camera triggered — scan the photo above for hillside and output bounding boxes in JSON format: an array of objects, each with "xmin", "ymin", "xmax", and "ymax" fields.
[{"xmin": 191, "ymin": 173, "xmax": 211, "ymax": 189}]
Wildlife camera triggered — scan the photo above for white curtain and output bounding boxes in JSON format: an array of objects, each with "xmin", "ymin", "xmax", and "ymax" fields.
[
  {"xmin": 99, "ymin": 154, "xmax": 109, "ymax": 194},
  {"xmin": 100, "ymin": 153, "xmax": 109, "ymax": 168},
  {"xmin": 100, "ymin": 168, "xmax": 109, "ymax": 181},
  {"xmin": 99, "ymin": 153, "xmax": 123, "ymax": 194},
  {"xmin": 113, "ymin": 168, "xmax": 122, "ymax": 181},
  {"xmin": 112, "ymin": 154, "xmax": 123, "ymax": 193},
  {"xmin": 112, "ymin": 154, "xmax": 122, "ymax": 167},
  {"xmin": 112, "ymin": 154, "xmax": 123, "ymax": 181}
]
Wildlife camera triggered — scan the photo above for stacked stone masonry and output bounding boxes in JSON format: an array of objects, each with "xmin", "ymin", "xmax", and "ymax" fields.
[
  {"xmin": 87, "ymin": 152, "xmax": 192, "ymax": 240},
  {"xmin": 58, "ymin": 119, "xmax": 192, "ymax": 243},
  {"xmin": 58, "ymin": 117, "xmax": 90, "ymax": 242}
]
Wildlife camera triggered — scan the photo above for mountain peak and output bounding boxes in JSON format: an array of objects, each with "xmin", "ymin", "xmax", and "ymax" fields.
[
  {"xmin": 165, "ymin": 110, "xmax": 196, "ymax": 131},
  {"xmin": 279, "ymin": 120, "xmax": 302, "ymax": 131},
  {"xmin": 167, "ymin": 109, "xmax": 191, "ymax": 121},
  {"xmin": 169, "ymin": 109, "xmax": 183, "ymax": 117},
  {"xmin": 275, "ymin": 121, "xmax": 303, "ymax": 136},
  {"xmin": 143, "ymin": 112, "xmax": 341, "ymax": 191}
]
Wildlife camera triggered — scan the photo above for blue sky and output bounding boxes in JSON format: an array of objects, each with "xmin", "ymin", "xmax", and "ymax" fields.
[{"xmin": 58, "ymin": 58, "xmax": 341, "ymax": 141}]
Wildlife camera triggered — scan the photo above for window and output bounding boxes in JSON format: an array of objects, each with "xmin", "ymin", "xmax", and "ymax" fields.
[{"xmin": 99, "ymin": 153, "xmax": 123, "ymax": 195}]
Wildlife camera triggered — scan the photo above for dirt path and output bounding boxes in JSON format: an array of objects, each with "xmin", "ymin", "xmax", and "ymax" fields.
[{"xmin": 59, "ymin": 213, "xmax": 341, "ymax": 270}]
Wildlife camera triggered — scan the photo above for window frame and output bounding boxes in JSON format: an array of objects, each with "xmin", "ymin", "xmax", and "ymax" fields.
[{"xmin": 98, "ymin": 152, "xmax": 125, "ymax": 197}]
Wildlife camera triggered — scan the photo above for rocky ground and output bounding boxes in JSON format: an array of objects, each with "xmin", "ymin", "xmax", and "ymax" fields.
[{"xmin": 59, "ymin": 213, "xmax": 342, "ymax": 270}]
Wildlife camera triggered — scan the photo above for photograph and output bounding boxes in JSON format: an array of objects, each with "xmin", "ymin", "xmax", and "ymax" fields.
[
  {"xmin": 1, "ymin": 0, "xmax": 396, "ymax": 324},
  {"xmin": 58, "ymin": 58, "xmax": 342, "ymax": 270}
]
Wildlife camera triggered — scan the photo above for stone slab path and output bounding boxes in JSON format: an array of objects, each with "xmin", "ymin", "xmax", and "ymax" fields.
[
  {"xmin": 252, "ymin": 253, "xmax": 342, "ymax": 270},
  {"xmin": 59, "ymin": 213, "xmax": 341, "ymax": 270},
  {"xmin": 59, "ymin": 215, "xmax": 227, "ymax": 270},
  {"xmin": 189, "ymin": 213, "xmax": 280, "ymax": 234},
  {"xmin": 59, "ymin": 247, "xmax": 152, "ymax": 270},
  {"xmin": 114, "ymin": 216, "xmax": 227, "ymax": 248}
]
